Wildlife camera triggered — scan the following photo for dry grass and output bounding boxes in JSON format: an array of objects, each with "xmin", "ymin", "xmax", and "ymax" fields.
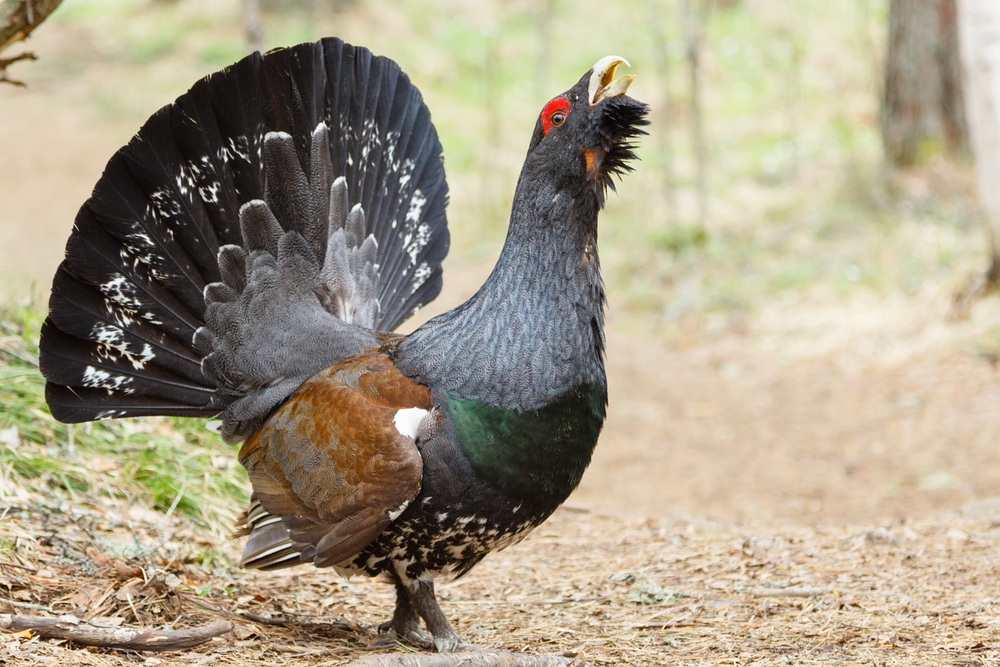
[{"xmin": 3, "ymin": 487, "xmax": 1000, "ymax": 666}]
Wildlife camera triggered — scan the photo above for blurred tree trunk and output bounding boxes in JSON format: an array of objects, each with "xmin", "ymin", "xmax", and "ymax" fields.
[
  {"xmin": 243, "ymin": 0, "xmax": 263, "ymax": 53},
  {"xmin": 881, "ymin": 0, "xmax": 969, "ymax": 166},
  {"xmin": 684, "ymin": 0, "xmax": 710, "ymax": 229},
  {"xmin": 646, "ymin": 0, "xmax": 676, "ymax": 223},
  {"xmin": 957, "ymin": 0, "xmax": 1000, "ymax": 284}
]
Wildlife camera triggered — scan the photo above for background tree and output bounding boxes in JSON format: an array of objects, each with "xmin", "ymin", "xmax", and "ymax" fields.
[
  {"xmin": 958, "ymin": 0, "xmax": 1000, "ymax": 286},
  {"xmin": 0, "ymin": 0, "xmax": 62, "ymax": 86},
  {"xmin": 881, "ymin": 0, "xmax": 968, "ymax": 166}
]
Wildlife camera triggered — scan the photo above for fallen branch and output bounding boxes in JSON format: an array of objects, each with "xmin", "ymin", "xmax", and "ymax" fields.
[
  {"xmin": 341, "ymin": 652, "xmax": 584, "ymax": 667},
  {"xmin": 0, "ymin": 614, "xmax": 232, "ymax": 651}
]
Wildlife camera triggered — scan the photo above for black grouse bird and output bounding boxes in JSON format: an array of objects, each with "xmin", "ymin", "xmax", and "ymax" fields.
[{"xmin": 38, "ymin": 38, "xmax": 648, "ymax": 651}]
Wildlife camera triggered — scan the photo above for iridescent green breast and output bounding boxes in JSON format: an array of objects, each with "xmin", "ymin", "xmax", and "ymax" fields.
[{"xmin": 445, "ymin": 382, "xmax": 607, "ymax": 501}]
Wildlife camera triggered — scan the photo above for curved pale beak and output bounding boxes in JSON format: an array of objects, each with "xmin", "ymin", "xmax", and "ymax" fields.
[{"xmin": 588, "ymin": 56, "xmax": 635, "ymax": 107}]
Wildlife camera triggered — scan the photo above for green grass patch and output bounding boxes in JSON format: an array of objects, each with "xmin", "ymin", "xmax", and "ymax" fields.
[{"xmin": 0, "ymin": 303, "xmax": 248, "ymax": 538}]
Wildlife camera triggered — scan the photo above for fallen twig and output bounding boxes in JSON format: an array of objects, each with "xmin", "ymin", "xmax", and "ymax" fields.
[
  {"xmin": 341, "ymin": 652, "xmax": 584, "ymax": 667},
  {"xmin": 237, "ymin": 609, "xmax": 295, "ymax": 626},
  {"xmin": 634, "ymin": 620, "xmax": 707, "ymax": 629},
  {"xmin": 747, "ymin": 587, "xmax": 828, "ymax": 598},
  {"xmin": 0, "ymin": 560, "xmax": 38, "ymax": 573},
  {"xmin": 269, "ymin": 643, "xmax": 350, "ymax": 658},
  {"xmin": 0, "ymin": 598, "xmax": 52, "ymax": 612},
  {"xmin": 177, "ymin": 591, "xmax": 357, "ymax": 634},
  {"xmin": 0, "ymin": 614, "xmax": 232, "ymax": 651}
]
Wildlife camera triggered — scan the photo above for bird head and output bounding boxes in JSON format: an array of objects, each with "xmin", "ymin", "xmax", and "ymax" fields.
[{"xmin": 524, "ymin": 56, "xmax": 650, "ymax": 207}]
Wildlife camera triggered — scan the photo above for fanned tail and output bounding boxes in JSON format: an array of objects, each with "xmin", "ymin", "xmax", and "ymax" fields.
[{"xmin": 39, "ymin": 37, "xmax": 450, "ymax": 424}]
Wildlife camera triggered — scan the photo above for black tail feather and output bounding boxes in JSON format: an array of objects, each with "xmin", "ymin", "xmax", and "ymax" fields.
[
  {"xmin": 44, "ymin": 384, "xmax": 222, "ymax": 423},
  {"xmin": 119, "ymin": 113, "xmax": 226, "ymax": 293},
  {"xmin": 40, "ymin": 37, "xmax": 450, "ymax": 426},
  {"xmin": 47, "ymin": 275, "xmax": 204, "ymax": 384},
  {"xmin": 61, "ymin": 210, "xmax": 204, "ymax": 342},
  {"xmin": 40, "ymin": 324, "xmax": 215, "ymax": 408}
]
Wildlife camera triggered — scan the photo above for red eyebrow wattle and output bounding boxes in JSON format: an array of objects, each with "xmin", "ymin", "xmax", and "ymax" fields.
[{"xmin": 541, "ymin": 98, "xmax": 570, "ymax": 136}]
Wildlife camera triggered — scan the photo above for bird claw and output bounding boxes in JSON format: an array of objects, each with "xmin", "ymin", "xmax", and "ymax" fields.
[
  {"xmin": 377, "ymin": 619, "xmax": 473, "ymax": 653},
  {"xmin": 377, "ymin": 623, "xmax": 435, "ymax": 650},
  {"xmin": 435, "ymin": 636, "xmax": 481, "ymax": 653},
  {"xmin": 432, "ymin": 633, "xmax": 459, "ymax": 652}
]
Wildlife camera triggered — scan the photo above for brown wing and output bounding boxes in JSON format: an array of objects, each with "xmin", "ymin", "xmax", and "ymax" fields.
[{"xmin": 237, "ymin": 351, "xmax": 431, "ymax": 569}]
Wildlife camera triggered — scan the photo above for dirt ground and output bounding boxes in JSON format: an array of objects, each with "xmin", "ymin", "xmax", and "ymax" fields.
[
  {"xmin": 3, "ymin": 493, "xmax": 1000, "ymax": 666},
  {"xmin": 4, "ymin": 193, "xmax": 1000, "ymax": 666}
]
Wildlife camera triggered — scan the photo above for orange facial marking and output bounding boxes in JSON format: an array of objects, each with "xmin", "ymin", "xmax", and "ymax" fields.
[{"xmin": 583, "ymin": 147, "xmax": 598, "ymax": 176}]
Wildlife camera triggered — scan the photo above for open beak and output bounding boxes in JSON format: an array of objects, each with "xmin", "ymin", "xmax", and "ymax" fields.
[{"xmin": 588, "ymin": 56, "xmax": 635, "ymax": 107}]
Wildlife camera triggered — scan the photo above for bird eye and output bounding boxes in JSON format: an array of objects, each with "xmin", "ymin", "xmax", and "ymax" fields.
[{"xmin": 541, "ymin": 97, "xmax": 570, "ymax": 136}]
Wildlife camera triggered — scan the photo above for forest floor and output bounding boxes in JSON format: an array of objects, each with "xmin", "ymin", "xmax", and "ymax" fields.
[
  {"xmin": 4, "ymin": 286, "xmax": 1000, "ymax": 666},
  {"xmin": 2, "ymin": 483, "xmax": 1000, "ymax": 666}
]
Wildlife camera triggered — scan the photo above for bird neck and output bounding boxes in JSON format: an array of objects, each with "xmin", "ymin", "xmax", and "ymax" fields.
[
  {"xmin": 396, "ymin": 172, "xmax": 609, "ymax": 505},
  {"xmin": 400, "ymin": 172, "xmax": 608, "ymax": 411}
]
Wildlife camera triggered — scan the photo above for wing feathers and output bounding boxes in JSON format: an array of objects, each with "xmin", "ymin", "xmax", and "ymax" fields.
[{"xmin": 236, "ymin": 353, "xmax": 427, "ymax": 570}]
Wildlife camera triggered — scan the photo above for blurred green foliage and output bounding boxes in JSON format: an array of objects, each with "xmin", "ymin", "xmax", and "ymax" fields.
[{"xmin": 29, "ymin": 0, "xmax": 981, "ymax": 337}]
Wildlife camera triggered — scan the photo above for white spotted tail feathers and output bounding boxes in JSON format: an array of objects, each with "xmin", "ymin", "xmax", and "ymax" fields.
[{"xmin": 39, "ymin": 38, "xmax": 450, "ymax": 427}]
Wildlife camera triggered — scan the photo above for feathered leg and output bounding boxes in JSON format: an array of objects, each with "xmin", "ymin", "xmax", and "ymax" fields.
[
  {"xmin": 405, "ymin": 577, "xmax": 461, "ymax": 652},
  {"xmin": 379, "ymin": 574, "xmax": 432, "ymax": 648},
  {"xmin": 379, "ymin": 572, "xmax": 462, "ymax": 652}
]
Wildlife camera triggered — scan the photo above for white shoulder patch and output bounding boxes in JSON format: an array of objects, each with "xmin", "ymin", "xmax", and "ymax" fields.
[{"xmin": 393, "ymin": 407, "xmax": 429, "ymax": 440}]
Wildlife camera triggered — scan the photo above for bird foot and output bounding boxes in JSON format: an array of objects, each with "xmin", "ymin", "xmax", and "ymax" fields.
[
  {"xmin": 377, "ymin": 624, "xmax": 436, "ymax": 650},
  {"xmin": 381, "ymin": 573, "xmax": 473, "ymax": 652},
  {"xmin": 430, "ymin": 632, "xmax": 460, "ymax": 653},
  {"xmin": 377, "ymin": 618, "xmax": 472, "ymax": 653},
  {"xmin": 378, "ymin": 612, "xmax": 435, "ymax": 649}
]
